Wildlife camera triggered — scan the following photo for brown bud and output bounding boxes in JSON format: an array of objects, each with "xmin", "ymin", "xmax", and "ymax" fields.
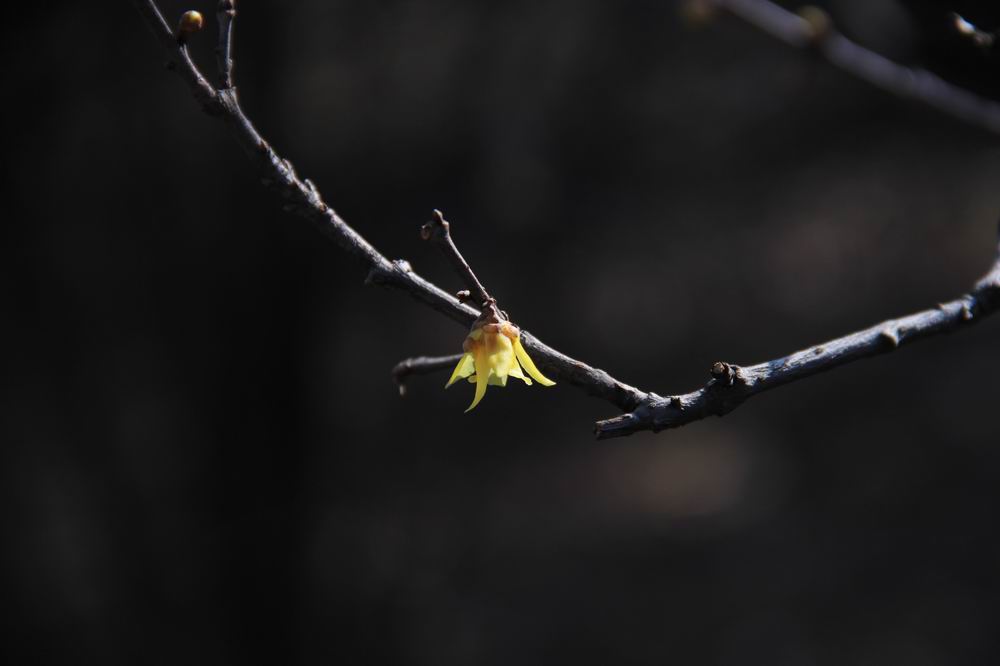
[{"xmin": 177, "ymin": 10, "xmax": 205, "ymax": 42}]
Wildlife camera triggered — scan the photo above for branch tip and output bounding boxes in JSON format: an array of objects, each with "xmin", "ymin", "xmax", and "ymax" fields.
[{"xmin": 421, "ymin": 210, "xmax": 492, "ymax": 306}]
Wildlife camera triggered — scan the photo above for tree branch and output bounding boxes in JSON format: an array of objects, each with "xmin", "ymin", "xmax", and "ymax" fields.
[
  {"xmin": 130, "ymin": 0, "xmax": 649, "ymax": 417},
  {"xmin": 708, "ymin": 0, "xmax": 1000, "ymax": 135},
  {"xmin": 392, "ymin": 354, "xmax": 465, "ymax": 396},
  {"xmin": 215, "ymin": 0, "xmax": 237, "ymax": 90},
  {"xmin": 594, "ymin": 228, "xmax": 1000, "ymax": 439},
  {"xmin": 132, "ymin": 1, "xmax": 998, "ymax": 438},
  {"xmin": 421, "ymin": 210, "xmax": 492, "ymax": 307}
]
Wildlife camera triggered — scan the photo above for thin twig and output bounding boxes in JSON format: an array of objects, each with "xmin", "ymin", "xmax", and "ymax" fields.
[
  {"xmin": 132, "ymin": 0, "xmax": 998, "ymax": 437},
  {"xmin": 216, "ymin": 0, "xmax": 236, "ymax": 89},
  {"xmin": 421, "ymin": 210, "xmax": 493, "ymax": 307},
  {"xmin": 133, "ymin": 1, "xmax": 218, "ymax": 113},
  {"xmin": 711, "ymin": 0, "xmax": 1000, "ymax": 135},
  {"xmin": 130, "ymin": 0, "xmax": 648, "ymax": 417},
  {"xmin": 594, "ymin": 228, "xmax": 1000, "ymax": 439},
  {"xmin": 392, "ymin": 354, "xmax": 465, "ymax": 396}
]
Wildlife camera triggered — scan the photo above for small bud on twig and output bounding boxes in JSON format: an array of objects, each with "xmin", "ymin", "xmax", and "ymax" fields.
[
  {"xmin": 456, "ymin": 290, "xmax": 472, "ymax": 302},
  {"xmin": 797, "ymin": 5, "xmax": 832, "ymax": 45},
  {"xmin": 177, "ymin": 10, "xmax": 205, "ymax": 44}
]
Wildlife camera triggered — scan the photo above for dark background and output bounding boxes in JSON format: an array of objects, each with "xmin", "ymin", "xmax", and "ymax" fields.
[{"xmin": 3, "ymin": 1, "xmax": 999, "ymax": 664}]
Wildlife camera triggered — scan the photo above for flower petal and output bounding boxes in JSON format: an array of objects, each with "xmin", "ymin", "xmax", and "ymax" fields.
[
  {"xmin": 445, "ymin": 353, "xmax": 476, "ymax": 388},
  {"xmin": 508, "ymin": 359, "xmax": 532, "ymax": 385},
  {"xmin": 466, "ymin": 350, "xmax": 490, "ymax": 412},
  {"xmin": 513, "ymin": 338, "xmax": 555, "ymax": 386}
]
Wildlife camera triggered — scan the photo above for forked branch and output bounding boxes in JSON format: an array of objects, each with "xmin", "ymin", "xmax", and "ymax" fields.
[{"xmin": 131, "ymin": 0, "xmax": 999, "ymax": 438}]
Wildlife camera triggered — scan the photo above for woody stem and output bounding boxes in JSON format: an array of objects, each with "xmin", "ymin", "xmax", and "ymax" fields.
[
  {"xmin": 421, "ymin": 210, "xmax": 493, "ymax": 307},
  {"xmin": 392, "ymin": 354, "xmax": 465, "ymax": 396}
]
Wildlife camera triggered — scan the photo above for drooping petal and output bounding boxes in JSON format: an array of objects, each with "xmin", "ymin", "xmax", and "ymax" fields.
[
  {"xmin": 466, "ymin": 350, "xmax": 490, "ymax": 412},
  {"xmin": 445, "ymin": 353, "xmax": 476, "ymax": 388},
  {"xmin": 508, "ymin": 359, "xmax": 532, "ymax": 385},
  {"xmin": 513, "ymin": 338, "xmax": 556, "ymax": 386}
]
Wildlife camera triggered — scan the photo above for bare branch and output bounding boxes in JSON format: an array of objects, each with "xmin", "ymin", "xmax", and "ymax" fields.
[
  {"xmin": 216, "ymin": 0, "xmax": 237, "ymax": 89},
  {"xmin": 129, "ymin": 0, "xmax": 648, "ymax": 417},
  {"xmin": 420, "ymin": 210, "xmax": 493, "ymax": 307},
  {"xmin": 392, "ymin": 354, "xmax": 465, "ymax": 396},
  {"xmin": 710, "ymin": 0, "xmax": 1000, "ymax": 135},
  {"xmin": 132, "ymin": 1, "xmax": 219, "ymax": 114},
  {"xmin": 132, "ymin": 0, "xmax": 998, "ymax": 438},
  {"xmin": 595, "ymin": 228, "xmax": 1000, "ymax": 439}
]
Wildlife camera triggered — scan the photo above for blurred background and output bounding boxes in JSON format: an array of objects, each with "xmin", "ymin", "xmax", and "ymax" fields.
[{"xmin": 3, "ymin": 1, "xmax": 999, "ymax": 664}]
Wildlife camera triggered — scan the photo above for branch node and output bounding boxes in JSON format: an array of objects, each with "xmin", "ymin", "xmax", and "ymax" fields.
[
  {"xmin": 364, "ymin": 265, "xmax": 385, "ymax": 286},
  {"xmin": 961, "ymin": 302, "xmax": 975, "ymax": 321},
  {"xmin": 880, "ymin": 329, "xmax": 900, "ymax": 348},
  {"xmin": 710, "ymin": 361, "xmax": 744, "ymax": 386}
]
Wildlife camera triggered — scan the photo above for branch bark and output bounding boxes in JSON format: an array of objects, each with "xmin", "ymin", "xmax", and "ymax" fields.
[
  {"xmin": 594, "ymin": 233, "xmax": 1000, "ymax": 439},
  {"xmin": 710, "ymin": 0, "xmax": 1000, "ymax": 135},
  {"xmin": 215, "ymin": 0, "xmax": 236, "ymax": 90},
  {"xmin": 392, "ymin": 354, "xmax": 465, "ymax": 396},
  {"xmin": 131, "ymin": 0, "xmax": 999, "ymax": 438}
]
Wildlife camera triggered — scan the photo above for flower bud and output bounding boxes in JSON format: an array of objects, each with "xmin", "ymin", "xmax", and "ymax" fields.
[
  {"xmin": 797, "ymin": 6, "xmax": 832, "ymax": 45},
  {"xmin": 177, "ymin": 10, "xmax": 205, "ymax": 43}
]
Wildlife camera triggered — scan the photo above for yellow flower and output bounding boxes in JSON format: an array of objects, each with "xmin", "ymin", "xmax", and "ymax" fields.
[{"xmin": 445, "ymin": 319, "xmax": 555, "ymax": 411}]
